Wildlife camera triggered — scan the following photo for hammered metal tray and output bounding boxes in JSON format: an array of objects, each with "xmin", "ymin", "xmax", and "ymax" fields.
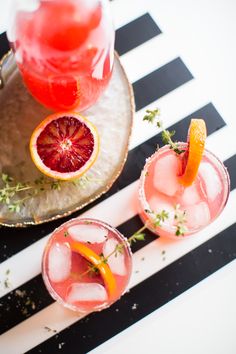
[{"xmin": 0, "ymin": 51, "xmax": 134, "ymax": 227}]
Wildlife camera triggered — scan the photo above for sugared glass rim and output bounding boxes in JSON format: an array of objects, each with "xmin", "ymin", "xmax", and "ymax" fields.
[
  {"xmin": 42, "ymin": 217, "xmax": 133, "ymax": 313},
  {"xmin": 138, "ymin": 143, "xmax": 230, "ymax": 238}
]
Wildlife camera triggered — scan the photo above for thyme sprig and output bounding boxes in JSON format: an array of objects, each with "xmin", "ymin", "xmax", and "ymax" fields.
[
  {"xmin": 174, "ymin": 204, "xmax": 188, "ymax": 236},
  {"xmin": 81, "ymin": 210, "xmax": 169, "ymax": 277},
  {"xmin": 0, "ymin": 173, "xmax": 96, "ymax": 213},
  {"xmin": 143, "ymin": 109, "xmax": 184, "ymax": 155}
]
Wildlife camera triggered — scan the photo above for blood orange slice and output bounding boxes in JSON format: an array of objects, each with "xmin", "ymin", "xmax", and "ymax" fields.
[
  {"xmin": 30, "ymin": 112, "xmax": 99, "ymax": 180},
  {"xmin": 70, "ymin": 241, "xmax": 116, "ymax": 298},
  {"xmin": 179, "ymin": 119, "xmax": 207, "ymax": 186}
]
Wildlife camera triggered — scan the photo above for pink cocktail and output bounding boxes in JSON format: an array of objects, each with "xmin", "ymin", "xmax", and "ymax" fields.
[
  {"xmin": 42, "ymin": 218, "xmax": 132, "ymax": 312},
  {"xmin": 8, "ymin": 0, "xmax": 114, "ymax": 112},
  {"xmin": 139, "ymin": 144, "xmax": 230, "ymax": 239}
]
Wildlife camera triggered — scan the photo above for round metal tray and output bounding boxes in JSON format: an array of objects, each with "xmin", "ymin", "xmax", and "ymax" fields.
[{"xmin": 0, "ymin": 51, "xmax": 134, "ymax": 227}]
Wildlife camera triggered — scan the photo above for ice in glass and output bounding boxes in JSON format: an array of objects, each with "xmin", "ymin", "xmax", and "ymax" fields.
[
  {"xmin": 139, "ymin": 144, "xmax": 230, "ymax": 239},
  {"xmin": 42, "ymin": 218, "xmax": 132, "ymax": 312}
]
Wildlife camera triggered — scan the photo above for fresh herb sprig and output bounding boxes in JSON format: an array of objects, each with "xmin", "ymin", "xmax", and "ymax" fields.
[
  {"xmin": 143, "ymin": 109, "xmax": 184, "ymax": 155},
  {"xmin": 174, "ymin": 204, "xmax": 188, "ymax": 236},
  {"xmin": 81, "ymin": 210, "xmax": 169, "ymax": 277},
  {"xmin": 0, "ymin": 173, "xmax": 97, "ymax": 213},
  {"xmin": 143, "ymin": 108, "xmax": 188, "ymax": 237}
]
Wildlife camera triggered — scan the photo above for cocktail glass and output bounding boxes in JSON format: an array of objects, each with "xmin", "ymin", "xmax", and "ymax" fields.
[
  {"xmin": 42, "ymin": 218, "xmax": 132, "ymax": 312},
  {"xmin": 7, "ymin": 0, "xmax": 115, "ymax": 112},
  {"xmin": 139, "ymin": 143, "xmax": 230, "ymax": 239}
]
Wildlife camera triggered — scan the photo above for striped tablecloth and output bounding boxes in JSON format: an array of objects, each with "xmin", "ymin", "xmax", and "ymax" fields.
[{"xmin": 1, "ymin": 1, "xmax": 236, "ymax": 353}]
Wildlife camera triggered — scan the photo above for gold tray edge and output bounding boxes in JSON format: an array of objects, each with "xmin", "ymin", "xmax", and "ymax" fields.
[{"xmin": 0, "ymin": 51, "xmax": 135, "ymax": 228}]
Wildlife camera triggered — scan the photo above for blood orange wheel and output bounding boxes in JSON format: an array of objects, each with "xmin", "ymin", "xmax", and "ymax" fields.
[{"xmin": 30, "ymin": 112, "xmax": 99, "ymax": 180}]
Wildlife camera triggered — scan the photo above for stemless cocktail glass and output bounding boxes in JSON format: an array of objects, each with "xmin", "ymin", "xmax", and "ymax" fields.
[
  {"xmin": 7, "ymin": 0, "xmax": 115, "ymax": 112},
  {"xmin": 42, "ymin": 218, "xmax": 132, "ymax": 312},
  {"xmin": 139, "ymin": 144, "xmax": 230, "ymax": 239}
]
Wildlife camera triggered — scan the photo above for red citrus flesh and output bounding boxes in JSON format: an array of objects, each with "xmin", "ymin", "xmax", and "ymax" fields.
[{"xmin": 30, "ymin": 113, "xmax": 99, "ymax": 180}]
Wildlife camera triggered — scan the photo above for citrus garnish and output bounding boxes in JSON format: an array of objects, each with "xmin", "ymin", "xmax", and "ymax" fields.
[
  {"xmin": 179, "ymin": 119, "xmax": 207, "ymax": 186},
  {"xmin": 70, "ymin": 241, "xmax": 116, "ymax": 298},
  {"xmin": 30, "ymin": 112, "xmax": 99, "ymax": 180}
]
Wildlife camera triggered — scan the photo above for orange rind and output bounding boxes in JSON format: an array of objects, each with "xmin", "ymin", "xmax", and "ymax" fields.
[
  {"xmin": 179, "ymin": 119, "xmax": 207, "ymax": 186},
  {"xmin": 70, "ymin": 241, "xmax": 116, "ymax": 298}
]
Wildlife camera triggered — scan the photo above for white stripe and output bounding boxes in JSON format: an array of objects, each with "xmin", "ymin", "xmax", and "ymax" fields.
[
  {"xmin": 1, "ymin": 189, "xmax": 235, "ymax": 354},
  {"xmin": 110, "ymin": 0, "xmax": 147, "ymax": 30},
  {"xmin": 120, "ymin": 33, "xmax": 177, "ymax": 83}
]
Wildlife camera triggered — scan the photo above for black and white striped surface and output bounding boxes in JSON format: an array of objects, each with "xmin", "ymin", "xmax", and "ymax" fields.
[{"xmin": 0, "ymin": 1, "xmax": 236, "ymax": 353}]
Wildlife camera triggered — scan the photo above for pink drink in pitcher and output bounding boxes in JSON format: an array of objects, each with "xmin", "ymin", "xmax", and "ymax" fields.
[
  {"xmin": 42, "ymin": 218, "xmax": 132, "ymax": 312},
  {"xmin": 8, "ymin": 0, "xmax": 114, "ymax": 111},
  {"xmin": 139, "ymin": 144, "xmax": 230, "ymax": 239}
]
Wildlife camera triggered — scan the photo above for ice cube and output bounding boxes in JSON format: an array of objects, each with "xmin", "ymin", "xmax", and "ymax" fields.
[
  {"xmin": 180, "ymin": 183, "xmax": 201, "ymax": 206},
  {"xmin": 199, "ymin": 162, "xmax": 222, "ymax": 201},
  {"xmin": 103, "ymin": 238, "xmax": 126, "ymax": 276},
  {"xmin": 68, "ymin": 224, "xmax": 108, "ymax": 243},
  {"xmin": 48, "ymin": 243, "xmax": 71, "ymax": 283},
  {"xmin": 67, "ymin": 283, "xmax": 107, "ymax": 303},
  {"xmin": 148, "ymin": 194, "xmax": 175, "ymax": 227},
  {"xmin": 153, "ymin": 154, "xmax": 180, "ymax": 196},
  {"xmin": 185, "ymin": 202, "xmax": 211, "ymax": 229}
]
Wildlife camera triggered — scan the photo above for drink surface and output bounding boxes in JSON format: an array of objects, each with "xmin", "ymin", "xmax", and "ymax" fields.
[
  {"xmin": 42, "ymin": 218, "xmax": 132, "ymax": 312},
  {"xmin": 9, "ymin": 0, "xmax": 114, "ymax": 111},
  {"xmin": 139, "ymin": 144, "xmax": 230, "ymax": 238}
]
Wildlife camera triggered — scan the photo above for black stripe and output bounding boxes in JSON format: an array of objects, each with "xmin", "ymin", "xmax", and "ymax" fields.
[
  {"xmin": 118, "ymin": 215, "xmax": 157, "ymax": 253},
  {"xmin": 0, "ymin": 276, "xmax": 52, "ymax": 335},
  {"xmin": 133, "ymin": 58, "xmax": 193, "ymax": 111},
  {"xmin": 224, "ymin": 155, "xmax": 236, "ymax": 191},
  {"xmin": 0, "ymin": 32, "xmax": 10, "ymax": 59},
  {"xmin": 1, "ymin": 151, "xmax": 235, "ymax": 334},
  {"xmin": 115, "ymin": 13, "xmax": 161, "ymax": 55},
  {"xmin": 27, "ymin": 222, "xmax": 236, "ymax": 354},
  {"xmin": 0, "ymin": 103, "xmax": 226, "ymax": 262}
]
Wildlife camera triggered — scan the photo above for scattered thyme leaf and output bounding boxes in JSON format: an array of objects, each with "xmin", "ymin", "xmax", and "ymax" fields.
[
  {"xmin": 4, "ymin": 279, "xmax": 10, "ymax": 288},
  {"xmin": 44, "ymin": 326, "xmax": 57, "ymax": 333},
  {"xmin": 0, "ymin": 173, "xmax": 95, "ymax": 213},
  {"xmin": 64, "ymin": 231, "xmax": 69, "ymax": 237}
]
